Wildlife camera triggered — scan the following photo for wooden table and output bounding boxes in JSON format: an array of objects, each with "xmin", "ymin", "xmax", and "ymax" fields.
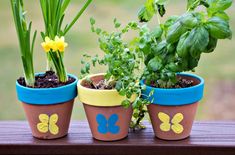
[{"xmin": 0, "ymin": 121, "xmax": 235, "ymax": 155}]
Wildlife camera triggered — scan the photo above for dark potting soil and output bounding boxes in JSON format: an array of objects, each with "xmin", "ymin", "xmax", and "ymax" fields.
[
  {"xmin": 82, "ymin": 75, "xmax": 194, "ymax": 90},
  {"xmin": 150, "ymin": 77, "xmax": 194, "ymax": 88},
  {"xmin": 82, "ymin": 79, "xmax": 114, "ymax": 90},
  {"xmin": 17, "ymin": 71, "xmax": 75, "ymax": 88}
]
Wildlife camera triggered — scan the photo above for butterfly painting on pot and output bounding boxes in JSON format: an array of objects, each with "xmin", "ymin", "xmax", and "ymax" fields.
[{"xmin": 96, "ymin": 114, "xmax": 120, "ymax": 134}]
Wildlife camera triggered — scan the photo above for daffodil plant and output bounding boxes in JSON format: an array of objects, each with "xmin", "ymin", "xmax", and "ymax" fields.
[
  {"xmin": 40, "ymin": 0, "xmax": 92, "ymax": 82},
  {"xmin": 11, "ymin": 0, "xmax": 37, "ymax": 87},
  {"xmin": 137, "ymin": 0, "xmax": 232, "ymax": 88}
]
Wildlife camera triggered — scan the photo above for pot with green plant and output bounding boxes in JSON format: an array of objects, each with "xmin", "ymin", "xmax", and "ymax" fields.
[
  {"xmin": 137, "ymin": 0, "xmax": 232, "ymax": 140},
  {"xmin": 12, "ymin": 0, "xmax": 92, "ymax": 139},
  {"xmin": 77, "ymin": 18, "xmax": 149, "ymax": 141}
]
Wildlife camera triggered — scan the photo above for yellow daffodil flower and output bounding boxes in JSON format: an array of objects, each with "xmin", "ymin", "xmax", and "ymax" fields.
[
  {"xmin": 41, "ymin": 36, "xmax": 68, "ymax": 52},
  {"xmin": 41, "ymin": 37, "xmax": 54, "ymax": 52},
  {"xmin": 54, "ymin": 36, "xmax": 68, "ymax": 52}
]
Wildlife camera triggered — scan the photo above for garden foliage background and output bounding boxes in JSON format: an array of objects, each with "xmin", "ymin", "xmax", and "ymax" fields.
[{"xmin": 0, "ymin": 0, "xmax": 234, "ymax": 120}]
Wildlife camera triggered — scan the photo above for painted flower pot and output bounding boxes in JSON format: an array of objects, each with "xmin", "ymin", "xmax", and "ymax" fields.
[
  {"xmin": 141, "ymin": 73, "xmax": 204, "ymax": 140},
  {"xmin": 16, "ymin": 73, "xmax": 78, "ymax": 139},
  {"xmin": 77, "ymin": 74, "xmax": 135, "ymax": 141}
]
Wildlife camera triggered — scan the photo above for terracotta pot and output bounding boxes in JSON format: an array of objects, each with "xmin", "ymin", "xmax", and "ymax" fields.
[
  {"xmin": 141, "ymin": 73, "xmax": 204, "ymax": 140},
  {"xmin": 77, "ymin": 73, "xmax": 136, "ymax": 141},
  {"xmin": 16, "ymin": 73, "xmax": 78, "ymax": 139}
]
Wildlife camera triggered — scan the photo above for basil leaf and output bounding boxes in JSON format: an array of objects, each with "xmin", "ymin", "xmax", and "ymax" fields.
[
  {"xmin": 207, "ymin": 17, "xmax": 232, "ymax": 39},
  {"xmin": 166, "ymin": 21, "xmax": 187, "ymax": 43},
  {"xmin": 144, "ymin": 53, "xmax": 154, "ymax": 65},
  {"xmin": 152, "ymin": 40, "xmax": 167, "ymax": 56},
  {"xmin": 167, "ymin": 62, "xmax": 179, "ymax": 72},
  {"xmin": 179, "ymin": 12, "xmax": 199, "ymax": 29},
  {"xmin": 187, "ymin": 26, "xmax": 209, "ymax": 57},
  {"xmin": 148, "ymin": 56, "xmax": 162, "ymax": 71},
  {"xmin": 151, "ymin": 26, "xmax": 163, "ymax": 39},
  {"xmin": 138, "ymin": 6, "xmax": 153, "ymax": 22},
  {"xmin": 187, "ymin": 0, "xmax": 209, "ymax": 11},
  {"xmin": 208, "ymin": 0, "xmax": 232, "ymax": 12},
  {"xmin": 178, "ymin": 59, "xmax": 189, "ymax": 71},
  {"xmin": 167, "ymin": 12, "xmax": 200, "ymax": 43},
  {"xmin": 167, "ymin": 43, "xmax": 176, "ymax": 54},
  {"xmin": 188, "ymin": 55, "xmax": 200, "ymax": 70},
  {"xmin": 138, "ymin": 0, "xmax": 157, "ymax": 22},
  {"xmin": 204, "ymin": 36, "xmax": 217, "ymax": 53},
  {"xmin": 200, "ymin": 0, "xmax": 209, "ymax": 8},
  {"xmin": 213, "ymin": 11, "xmax": 229, "ymax": 21},
  {"xmin": 157, "ymin": 5, "xmax": 166, "ymax": 17},
  {"xmin": 164, "ymin": 16, "xmax": 179, "ymax": 28},
  {"xmin": 155, "ymin": 0, "xmax": 168, "ymax": 5},
  {"xmin": 165, "ymin": 53, "xmax": 175, "ymax": 64},
  {"xmin": 176, "ymin": 31, "xmax": 190, "ymax": 58}
]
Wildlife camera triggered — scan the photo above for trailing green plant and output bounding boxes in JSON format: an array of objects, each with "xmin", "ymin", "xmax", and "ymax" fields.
[
  {"xmin": 137, "ymin": 0, "xmax": 232, "ymax": 88},
  {"xmin": 11, "ymin": 0, "xmax": 37, "ymax": 87},
  {"xmin": 81, "ymin": 18, "xmax": 151, "ymax": 130},
  {"xmin": 40, "ymin": 0, "xmax": 93, "ymax": 82}
]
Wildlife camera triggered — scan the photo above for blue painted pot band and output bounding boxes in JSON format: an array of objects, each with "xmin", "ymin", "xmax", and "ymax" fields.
[
  {"xmin": 140, "ymin": 73, "xmax": 204, "ymax": 106},
  {"xmin": 16, "ymin": 73, "xmax": 78, "ymax": 105}
]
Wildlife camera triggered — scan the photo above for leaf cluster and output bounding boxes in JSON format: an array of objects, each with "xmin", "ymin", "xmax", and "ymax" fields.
[
  {"xmin": 137, "ymin": 0, "xmax": 232, "ymax": 88},
  {"xmin": 81, "ymin": 18, "xmax": 151, "ymax": 129},
  {"xmin": 138, "ymin": 0, "xmax": 167, "ymax": 22}
]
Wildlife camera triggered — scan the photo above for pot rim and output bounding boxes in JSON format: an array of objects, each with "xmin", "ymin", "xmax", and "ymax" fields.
[
  {"xmin": 140, "ymin": 73, "xmax": 204, "ymax": 106},
  {"xmin": 16, "ymin": 72, "xmax": 78, "ymax": 105},
  {"xmin": 16, "ymin": 72, "xmax": 78, "ymax": 91},
  {"xmin": 140, "ymin": 73, "xmax": 204, "ymax": 91},
  {"xmin": 77, "ymin": 73, "xmax": 136, "ymax": 107}
]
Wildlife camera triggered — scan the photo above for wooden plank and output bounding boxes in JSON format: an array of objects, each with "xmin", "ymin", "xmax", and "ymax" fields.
[{"xmin": 0, "ymin": 121, "xmax": 235, "ymax": 155}]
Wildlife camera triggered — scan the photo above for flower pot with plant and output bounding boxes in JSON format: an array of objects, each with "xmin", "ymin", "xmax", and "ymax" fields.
[
  {"xmin": 77, "ymin": 19, "xmax": 148, "ymax": 141},
  {"xmin": 12, "ymin": 0, "xmax": 92, "ymax": 139},
  {"xmin": 137, "ymin": 0, "xmax": 232, "ymax": 140}
]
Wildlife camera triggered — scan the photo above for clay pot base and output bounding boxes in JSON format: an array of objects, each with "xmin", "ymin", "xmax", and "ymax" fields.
[
  {"xmin": 148, "ymin": 102, "xmax": 198, "ymax": 140},
  {"xmin": 22, "ymin": 100, "xmax": 74, "ymax": 140},
  {"xmin": 83, "ymin": 103, "xmax": 133, "ymax": 141}
]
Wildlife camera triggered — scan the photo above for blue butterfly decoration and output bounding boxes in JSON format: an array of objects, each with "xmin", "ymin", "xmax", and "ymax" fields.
[{"xmin": 96, "ymin": 114, "xmax": 120, "ymax": 134}]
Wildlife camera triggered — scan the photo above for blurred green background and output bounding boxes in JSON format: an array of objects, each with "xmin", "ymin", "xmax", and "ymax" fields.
[{"xmin": 0, "ymin": 0, "xmax": 234, "ymax": 120}]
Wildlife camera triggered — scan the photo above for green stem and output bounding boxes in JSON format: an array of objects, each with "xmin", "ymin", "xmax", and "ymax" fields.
[
  {"xmin": 58, "ymin": 52, "xmax": 67, "ymax": 82},
  {"xmin": 46, "ymin": 52, "xmax": 54, "ymax": 71},
  {"xmin": 156, "ymin": 12, "xmax": 161, "ymax": 25},
  {"xmin": 24, "ymin": 71, "xmax": 35, "ymax": 87},
  {"xmin": 131, "ymin": 105, "xmax": 146, "ymax": 131},
  {"xmin": 49, "ymin": 51, "xmax": 67, "ymax": 82}
]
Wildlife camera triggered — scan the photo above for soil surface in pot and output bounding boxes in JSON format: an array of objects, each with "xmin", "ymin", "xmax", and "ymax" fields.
[
  {"xmin": 18, "ymin": 71, "xmax": 75, "ymax": 88},
  {"xmin": 82, "ymin": 75, "xmax": 114, "ymax": 90},
  {"xmin": 149, "ymin": 76, "xmax": 195, "ymax": 89}
]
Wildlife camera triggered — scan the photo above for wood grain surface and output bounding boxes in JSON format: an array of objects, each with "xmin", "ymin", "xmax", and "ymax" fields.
[{"xmin": 0, "ymin": 121, "xmax": 234, "ymax": 155}]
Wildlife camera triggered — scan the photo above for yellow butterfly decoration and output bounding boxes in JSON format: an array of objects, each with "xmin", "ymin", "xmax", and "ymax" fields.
[
  {"xmin": 37, "ymin": 113, "xmax": 59, "ymax": 135},
  {"xmin": 158, "ymin": 112, "xmax": 184, "ymax": 134}
]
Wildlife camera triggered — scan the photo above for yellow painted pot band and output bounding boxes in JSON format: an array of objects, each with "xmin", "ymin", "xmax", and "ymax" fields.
[{"xmin": 77, "ymin": 74, "xmax": 137, "ymax": 107}]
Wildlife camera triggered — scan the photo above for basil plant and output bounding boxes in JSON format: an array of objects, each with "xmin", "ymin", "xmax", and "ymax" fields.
[{"xmin": 137, "ymin": 0, "xmax": 233, "ymax": 88}]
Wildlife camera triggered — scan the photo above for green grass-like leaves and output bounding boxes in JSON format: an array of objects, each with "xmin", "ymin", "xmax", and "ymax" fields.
[
  {"xmin": 11, "ymin": 0, "xmax": 37, "ymax": 87},
  {"xmin": 40, "ymin": 0, "xmax": 92, "ymax": 82}
]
